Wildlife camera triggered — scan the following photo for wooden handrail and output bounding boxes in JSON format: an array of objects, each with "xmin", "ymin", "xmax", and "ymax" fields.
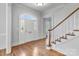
[
  {"xmin": 47, "ymin": 7, "xmax": 79, "ymax": 47},
  {"xmin": 48, "ymin": 8, "xmax": 79, "ymax": 31}
]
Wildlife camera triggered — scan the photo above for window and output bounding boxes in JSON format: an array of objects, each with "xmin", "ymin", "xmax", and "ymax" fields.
[{"xmin": 19, "ymin": 14, "xmax": 38, "ymax": 33}]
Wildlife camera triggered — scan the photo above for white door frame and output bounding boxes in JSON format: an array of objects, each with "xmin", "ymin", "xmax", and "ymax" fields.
[{"xmin": 6, "ymin": 3, "xmax": 12, "ymax": 54}]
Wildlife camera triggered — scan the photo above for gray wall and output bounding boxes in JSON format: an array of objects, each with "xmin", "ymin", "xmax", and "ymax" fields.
[
  {"xmin": 11, "ymin": 4, "xmax": 44, "ymax": 46},
  {"xmin": 0, "ymin": 3, "xmax": 6, "ymax": 49}
]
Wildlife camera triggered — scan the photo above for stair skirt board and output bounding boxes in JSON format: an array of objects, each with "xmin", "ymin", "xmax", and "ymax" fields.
[{"xmin": 51, "ymin": 36, "xmax": 79, "ymax": 56}]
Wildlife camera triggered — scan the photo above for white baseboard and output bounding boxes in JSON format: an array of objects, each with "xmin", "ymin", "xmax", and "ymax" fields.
[{"xmin": 12, "ymin": 36, "xmax": 46, "ymax": 47}]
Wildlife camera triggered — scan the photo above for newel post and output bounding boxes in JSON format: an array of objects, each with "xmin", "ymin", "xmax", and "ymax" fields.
[{"xmin": 46, "ymin": 30, "xmax": 52, "ymax": 49}]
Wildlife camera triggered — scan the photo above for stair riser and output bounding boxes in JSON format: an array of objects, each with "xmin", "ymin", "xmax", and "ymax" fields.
[
  {"xmin": 67, "ymin": 36, "xmax": 75, "ymax": 39},
  {"xmin": 74, "ymin": 32, "xmax": 79, "ymax": 36}
]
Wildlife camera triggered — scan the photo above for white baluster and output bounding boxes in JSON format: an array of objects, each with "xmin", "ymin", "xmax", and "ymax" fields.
[
  {"xmin": 77, "ymin": 14, "xmax": 79, "ymax": 28},
  {"xmin": 73, "ymin": 14, "xmax": 76, "ymax": 30}
]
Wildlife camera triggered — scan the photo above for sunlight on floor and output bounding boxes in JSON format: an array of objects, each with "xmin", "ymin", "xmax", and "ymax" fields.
[
  {"xmin": 20, "ymin": 50, "xmax": 26, "ymax": 56},
  {"xmin": 33, "ymin": 47, "xmax": 39, "ymax": 56}
]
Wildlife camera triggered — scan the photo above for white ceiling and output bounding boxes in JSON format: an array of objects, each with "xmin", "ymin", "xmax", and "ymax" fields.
[{"xmin": 21, "ymin": 3, "xmax": 63, "ymax": 12}]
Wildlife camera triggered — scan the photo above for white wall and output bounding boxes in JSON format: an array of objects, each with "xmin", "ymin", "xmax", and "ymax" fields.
[
  {"xmin": 0, "ymin": 3, "xmax": 6, "ymax": 49},
  {"xmin": 11, "ymin": 4, "xmax": 44, "ymax": 46}
]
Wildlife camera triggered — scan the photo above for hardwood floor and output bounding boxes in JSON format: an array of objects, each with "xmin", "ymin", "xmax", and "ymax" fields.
[
  {"xmin": 0, "ymin": 49, "xmax": 5, "ymax": 56},
  {"xmin": 11, "ymin": 39, "xmax": 65, "ymax": 56},
  {"xmin": 0, "ymin": 39, "xmax": 65, "ymax": 56}
]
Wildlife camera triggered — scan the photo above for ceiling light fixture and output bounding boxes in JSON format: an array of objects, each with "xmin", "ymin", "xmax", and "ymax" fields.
[{"xmin": 34, "ymin": 3, "xmax": 47, "ymax": 7}]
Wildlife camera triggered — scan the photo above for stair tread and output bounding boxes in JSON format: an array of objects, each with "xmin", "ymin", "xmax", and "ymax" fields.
[
  {"xmin": 66, "ymin": 33, "xmax": 71, "ymax": 35},
  {"xmin": 52, "ymin": 41, "xmax": 56, "ymax": 44},
  {"xmin": 60, "ymin": 36, "xmax": 67, "ymax": 39},
  {"xmin": 73, "ymin": 29, "xmax": 79, "ymax": 31},
  {"xmin": 66, "ymin": 33, "xmax": 75, "ymax": 36},
  {"xmin": 61, "ymin": 37, "xmax": 67, "ymax": 39},
  {"xmin": 55, "ymin": 39, "xmax": 61, "ymax": 42}
]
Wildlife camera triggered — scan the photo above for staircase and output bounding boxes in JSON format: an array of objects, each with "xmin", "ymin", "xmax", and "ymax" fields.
[{"xmin": 46, "ymin": 7, "xmax": 79, "ymax": 55}]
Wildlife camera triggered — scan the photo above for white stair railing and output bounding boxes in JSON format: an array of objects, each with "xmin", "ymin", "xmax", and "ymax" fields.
[{"xmin": 46, "ymin": 8, "xmax": 79, "ymax": 49}]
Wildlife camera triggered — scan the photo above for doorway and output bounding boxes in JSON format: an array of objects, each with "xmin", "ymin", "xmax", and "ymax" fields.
[{"xmin": 43, "ymin": 17, "xmax": 52, "ymax": 35}]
